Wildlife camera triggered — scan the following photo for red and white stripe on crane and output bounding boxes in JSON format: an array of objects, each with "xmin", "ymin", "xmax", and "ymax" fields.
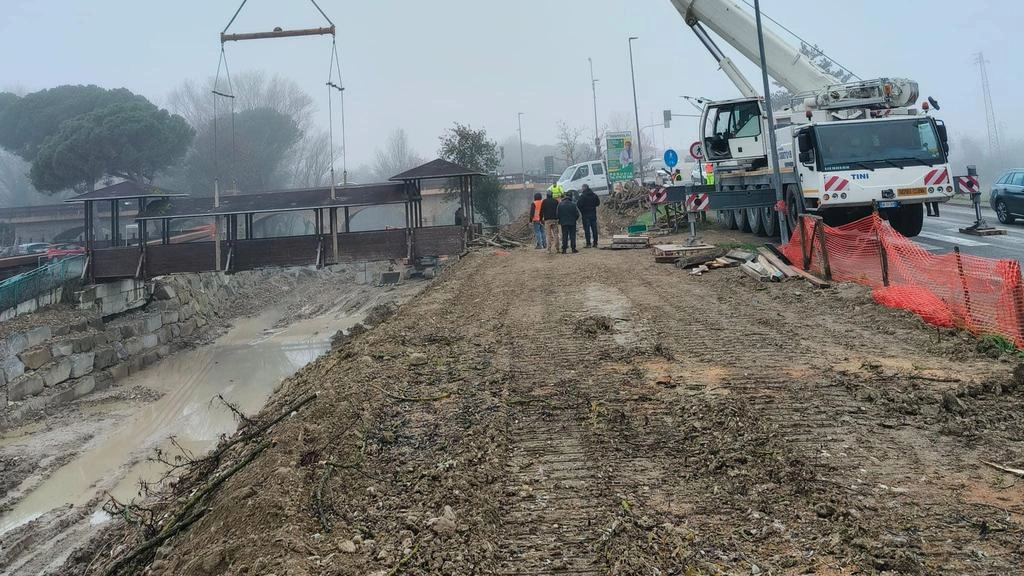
[
  {"xmin": 824, "ymin": 176, "xmax": 850, "ymax": 192},
  {"xmin": 924, "ymin": 168, "xmax": 949, "ymax": 185}
]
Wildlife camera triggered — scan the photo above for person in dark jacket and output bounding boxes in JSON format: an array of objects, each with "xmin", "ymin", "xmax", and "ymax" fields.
[
  {"xmin": 540, "ymin": 191, "xmax": 561, "ymax": 254},
  {"xmin": 576, "ymin": 184, "xmax": 601, "ymax": 247},
  {"xmin": 556, "ymin": 192, "xmax": 580, "ymax": 254}
]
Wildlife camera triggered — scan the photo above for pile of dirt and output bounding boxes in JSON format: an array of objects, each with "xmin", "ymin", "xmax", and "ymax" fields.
[{"xmin": 60, "ymin": 226, "xmax": 1024, "ymax": 575}]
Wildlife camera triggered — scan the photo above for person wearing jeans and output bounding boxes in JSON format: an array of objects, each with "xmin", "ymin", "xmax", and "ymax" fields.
[
  {"xmin": 540, "ymin": 191, "xmax": 561, "ymax": 254},
  {"xmin": 576, "ymin": 184, "xmax": 601, "ymax": 247},
  {"xmin": 557, "ymin": 192, "xmax": 580, "ymax": 254},
  {"xmin": 528, "ymin": 192, "xmax": 546, "ymax": 249}
]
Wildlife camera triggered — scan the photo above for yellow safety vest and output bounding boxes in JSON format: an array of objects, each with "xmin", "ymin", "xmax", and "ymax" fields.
[
  {"xmin": 704, "ymin": 163, "xmax": 715, "ymax": 186},
  {"xmin": 548, "ymin": 184, "xmax": 564, "ymax": 199}
]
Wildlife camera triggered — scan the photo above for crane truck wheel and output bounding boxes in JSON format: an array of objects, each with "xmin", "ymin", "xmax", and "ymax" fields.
[
  {"xmin": 716, "ymin": 210, "xmax": 738, "ymax": 230},
  {"xmin": 761, "ymin": 205, "xmax": 779, "ymax": 239},
  {"xmin": 746, "ymin": 207, "xmax": 766, "ymax": 236},
  {"xmin": 784, "ymin": 185, "xmax": 805, "ymax": 236},
  {"xmin": 884, "ymin": 204, "xmax": 925, "ymax": 238},
  {"xmin": 735, "ymin": 209, "xmax": 752, "ymax": 233}
]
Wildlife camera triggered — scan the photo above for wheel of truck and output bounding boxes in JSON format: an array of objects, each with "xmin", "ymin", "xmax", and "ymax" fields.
[
  {"xmin": 716, "ymin": 210, "xmax": 738, "ymax": 230},
  {"xmin": 785, "ymin": 185, "xmax": 805, "ymax": 235},
  {"xmin": 735, "ymin": 208, "xmax": 752, "ymax": 233},
  {"xmin": 746, "ymin": 206, "xmax": 766, "ymax": 236},
  {"xmin": 761, "ymin": 205, "xmax": 779, "ymax": 239},
  {"xmin": 887, "ymin": 203, "xmax": 925, "ymax": 237}
]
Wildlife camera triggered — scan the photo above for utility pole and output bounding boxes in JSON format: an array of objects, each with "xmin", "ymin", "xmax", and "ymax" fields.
[
  {"xmin": 589, "ymin": 57, "xmax": 600, "ymax": 159},
  {"xmin": 975, "ymin": 52, "xmax": 1001, "ymax": 161},
  {"xmin": 753, "ymin": 0, "xmax": 788, "ymax": 243},
  {"xmin": 628, "ymin": 36, "xmax": 643, "ymax": 183},
  {"xmin": 517, "ymin": 112, "xmax": 525, "ymax": 186}
]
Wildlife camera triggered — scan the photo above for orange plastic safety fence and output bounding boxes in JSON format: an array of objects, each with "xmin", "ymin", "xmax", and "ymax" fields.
[{"xmin": 781, "ymin": 213, "xmax": 1024, "ymax": 347}]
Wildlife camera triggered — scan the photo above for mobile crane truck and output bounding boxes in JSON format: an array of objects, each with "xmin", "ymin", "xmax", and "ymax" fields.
[{"xmin": 667, "ymin": 0, "xmax": 954, "ymax": 238}]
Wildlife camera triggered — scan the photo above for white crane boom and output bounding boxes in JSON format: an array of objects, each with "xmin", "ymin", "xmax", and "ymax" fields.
[{"xmin": 669, "ymin": 0, "xmax": 837, "ymax": 94}]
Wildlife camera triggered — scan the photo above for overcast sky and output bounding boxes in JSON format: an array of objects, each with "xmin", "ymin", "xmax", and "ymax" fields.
[{"xmin": 2, "ymin": 0, "xmax": 1020, "ymax": 169}]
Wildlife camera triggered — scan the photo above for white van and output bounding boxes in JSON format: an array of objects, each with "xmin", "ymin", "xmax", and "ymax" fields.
[{"xmin": 557, "ymin": 160, "xmax": 610, "ymax": 196}]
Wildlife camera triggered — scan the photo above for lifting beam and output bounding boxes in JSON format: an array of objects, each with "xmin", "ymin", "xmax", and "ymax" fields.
[{"xmin": 221, "ymin": 26, "xmax": 335, "ymax": 43}]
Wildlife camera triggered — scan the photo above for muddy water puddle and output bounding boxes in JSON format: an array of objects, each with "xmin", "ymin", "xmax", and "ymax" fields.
[{"xmin": 0, "ymin": 300, "xmax": 364, "ymax": 535}]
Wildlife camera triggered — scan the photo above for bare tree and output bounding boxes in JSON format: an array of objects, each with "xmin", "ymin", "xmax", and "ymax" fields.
[
  {"xmin": 556, "ymin": 121, "xmax": 586, "ymax": 165},
  {"xmin": 167, "ymin": 71, "xmax": 315, "ymax": 131},
  {"xmin": 289, "ymin": 132, "xmax": 336, "ymax": 188},
  {"xmin": 372, "ymin": 129, "xmax": 424, "ymax": 180}
]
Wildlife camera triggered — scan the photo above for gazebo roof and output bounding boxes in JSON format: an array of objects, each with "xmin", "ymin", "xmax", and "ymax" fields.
[
  {"xmin": 65, "ymin": 181, "xmax": 187, "ymax": 203},
  {"xmin": 389, "ymin": 159, "xmax": 485, "ymax": 181},
  {"xmin": 133, "ymin": 182, "xmax": 409, "ymax": 221}
]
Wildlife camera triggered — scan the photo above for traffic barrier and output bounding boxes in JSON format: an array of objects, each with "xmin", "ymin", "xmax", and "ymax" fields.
[{"xmin": 781, "ymin": 213, "xmax": 1024, "ymax": 346}]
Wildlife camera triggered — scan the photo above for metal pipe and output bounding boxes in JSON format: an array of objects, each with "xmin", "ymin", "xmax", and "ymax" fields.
[
  {"xmin": 589, "ymin": 58, "xmax": 600, "ymax": 157},
  {"xmin": 628, "ymin": 37, "xmax": 643, "ymax": 183},
  {"xmin": 754, "ymin": 0, "xmax": 789, "ymax": 244},
  {"xmin": 221, "ymin": 26, "xmax": 335, "ymax": 43},
  {"xmin": 517, "ymin": 113, "xmax": 525, "ymax": 187}
]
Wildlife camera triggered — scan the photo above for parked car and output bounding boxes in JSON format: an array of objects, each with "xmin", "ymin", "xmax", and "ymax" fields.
[
  {"xmin": 16, "ymin": 242, "xmax": 50, "ymax": 255},
  {"xmin": 46, "ymin": 243, "xmax": 85, "ymax": 259},
  {"xmin": 991, "ymin": 168, "xmax": 1024, "ymax": 224},
  {"xmin": 556, "ymin": 160, "xmax": 610, "ymax": 196}
]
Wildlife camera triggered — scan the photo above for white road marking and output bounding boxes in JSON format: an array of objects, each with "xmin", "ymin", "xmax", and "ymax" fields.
[
  {"xmin": 913, "ymin": 241, "xmax": 944, "ymax": 252},
  {"xmin": 917, "ymin": 231, "xmax": 990, "ymax": 247}
]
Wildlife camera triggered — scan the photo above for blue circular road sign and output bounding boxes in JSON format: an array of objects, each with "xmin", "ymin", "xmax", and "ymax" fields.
[{"xmin": 663, "ymin": 149, "xmax": 679, "ymax": 168}]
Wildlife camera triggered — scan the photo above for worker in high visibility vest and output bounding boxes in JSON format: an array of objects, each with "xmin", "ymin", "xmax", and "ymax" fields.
[
  {"xmin": 548, "ymin": 182, "xmax": 564, "ymax": 199},
  {"xmin": 703, "ymin": 163, "xmax": 715, "ymax": 186},
  {"xmin": 528, "ymin": 192, "xmax": 546, "ymax": 249}
]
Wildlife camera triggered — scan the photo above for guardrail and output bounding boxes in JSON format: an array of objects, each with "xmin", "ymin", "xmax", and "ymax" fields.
[{"xmin": 0, "ymin": 255, "xmax": 85, "ymax": 313}]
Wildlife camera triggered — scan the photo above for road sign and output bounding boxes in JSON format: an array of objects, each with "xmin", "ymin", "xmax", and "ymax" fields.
[
  {"xmin": 686, "ymin": 193, "xmax": 710, "ymax": 212},
  {"xmin": 663, "ymin": 149, "xmax": 678, "ymax": 169},
  {"xmin": 689, "ymin": 141, "xmax": 703, "ymax": 160}
]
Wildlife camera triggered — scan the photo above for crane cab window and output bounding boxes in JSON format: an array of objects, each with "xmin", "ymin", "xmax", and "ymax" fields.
[{"xmin": 705, "ymin": 100, "xmax": 762, "ymax": 160}]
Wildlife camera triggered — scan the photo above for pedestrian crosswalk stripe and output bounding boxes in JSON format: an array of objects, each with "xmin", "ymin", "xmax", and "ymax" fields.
[
  {"xmin": 914, "ymin": 241, "xmax": 943, "ymax": 252},
  {"xmin": 917, "ymin": 231, "xmax": 990, "ymax": 247}
]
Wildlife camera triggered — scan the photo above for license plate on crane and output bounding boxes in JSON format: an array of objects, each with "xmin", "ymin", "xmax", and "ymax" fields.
[{"xmin": 877, "ymin": 200, "xmax": 899, "ymax": 209}]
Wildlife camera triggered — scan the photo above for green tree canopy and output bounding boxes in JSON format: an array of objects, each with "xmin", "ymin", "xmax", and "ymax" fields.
[
  {"xmin": 0, "ymin": 85, "xmax": 142, "ymax": 162},
  {"xmin": 439, "ymin": 123, "xmax": 501, "ymax": 174},
  {"xmin": 29, "ymin": 100, "xmax": 193, "ymax": 193},
  {"xmin": 439, "ymin": 123, "xmax": 504, "ymax": 226}
]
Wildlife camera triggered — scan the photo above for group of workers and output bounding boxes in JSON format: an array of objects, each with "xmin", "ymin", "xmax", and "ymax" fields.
[{"xmin": 528, "ymin": 183, "xmax": 601, "ymax": 254}]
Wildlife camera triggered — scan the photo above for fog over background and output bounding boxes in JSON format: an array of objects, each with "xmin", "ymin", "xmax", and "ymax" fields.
[{"xmin": 1, "ymin": 0, "xmax": 1021, "ymax": 202}]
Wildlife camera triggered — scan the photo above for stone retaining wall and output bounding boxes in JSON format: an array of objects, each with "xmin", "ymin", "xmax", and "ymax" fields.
[{"xmin": 0, "ymin": 266, "xmax": 381, "ymax": 428}]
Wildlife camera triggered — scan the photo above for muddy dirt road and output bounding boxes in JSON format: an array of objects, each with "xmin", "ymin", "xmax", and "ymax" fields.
[{"xmin": 73, "ymin": 235, "xmax": 1024, "ymax": 575}]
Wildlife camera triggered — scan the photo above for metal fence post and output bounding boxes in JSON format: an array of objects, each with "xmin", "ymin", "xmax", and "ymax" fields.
[
  {"xmin": 954, "ymin": 246, "xmax": 972, "ymax": 328},
  {"xmin": 877, "ymin": 231, "xmax": 890, "ymax": 287}
]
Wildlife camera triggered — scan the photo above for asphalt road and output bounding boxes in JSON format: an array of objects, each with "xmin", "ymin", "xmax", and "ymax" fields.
[{"xmin": 915, "ymin": 202, "xmax": 1024, "ymax": 262}]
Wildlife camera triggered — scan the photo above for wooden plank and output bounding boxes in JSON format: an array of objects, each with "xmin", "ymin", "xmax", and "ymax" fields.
[
  {"xmin": 789, "ymin": 265, "xmax": 830, "ymax": 288},
  {"xmin": 707, "ymin": 257, "xmax": 741, "ymax": 269},
  {"xmin": 740, "ymin": 262, "xmax": 769, "ymax": 282},
  {"xmin": 674, "ymin": 248, "xmax": 727, "ymax": 269},
  {"xmin": 763, "ymin": 243, "xmax": 793, "ymax": 265},
  {"xmin": 756, "ymin": 247, "xmax": 797, "ymax": 278},
  {"xmin": 725, "ymin": 249, "xmax": 757, "ymax": 263}
]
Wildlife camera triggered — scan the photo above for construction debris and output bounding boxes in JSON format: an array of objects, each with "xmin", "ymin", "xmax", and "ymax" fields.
[
  {"xmin": 470, "ymin": 233, "xmax": 522, "ymax": 249},
  {"xmin": 609, "ymin": 235, "xmax": 651, "ymax": 250}
]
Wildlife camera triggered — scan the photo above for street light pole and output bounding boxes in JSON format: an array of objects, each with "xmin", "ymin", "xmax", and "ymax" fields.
[
  {"xmin": 753, "ymin": 0, "xmax": 789, "ymax": 243},
  {"xmin": 628, "ymin": 36, "xmax": 643, "ymax": 184},
  {"xmin": 517, "ymin": 112, "xmax": 525, "ymax": 187},
  {"xmin": 589, "ymin": 57, "xmax": 600, "ymax": 159}
]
